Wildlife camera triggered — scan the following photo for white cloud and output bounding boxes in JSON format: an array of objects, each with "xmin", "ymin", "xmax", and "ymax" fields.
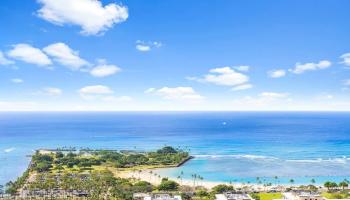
[
  {"xmin": 79, "ymin": 85, "xmax": 113, "ymax": 95},
  {"xmin": 33, "ymin": 87, "xmax": 63, "ymax": 96},
  {"xmin": 203, "ymin": 67, "xmax": 249, "ymax": 86},
  {"xmin": 4, "ymin": 148, "xmax": 15, "ymax": 153},
  {"xmin": 144, "ymin": 88, "xmax": 156, "ymax": 94},
  {"xmin": 7, "ymin": 44, "xmax": 52, "ymax": 66},
  {"xmin": 232, "ymin": 84, "xmax": 253, "ymax": 91},
  {"xmin": 41, "ymin": 87, "xmax": 63, "ymax": 96},
  {"xmin": 0, "ymin": 51, "xmax": 14, "ymax": 65},
  {"xmin": 43, "ymin": 42, "xmax": 89, "ymax": 70},
  {"xmin": 340, "ymin": 53, "xmax": 350, "ymax": 66},
  {"xmin": 11, "ymin": 78, "xmax": 23, "ymax": 83},
  {"xmin": 37, "ymin": 0, "xmax": 128, "ymax": 35},
  {"xmin": 78, "ymin": 85, "xmax": 131, "ymax": 101},
  {"xmin": 90, "ymin": 64, "xmax": 121, "ymax": 77},
  {"xmin": 289, "ymin": 60, "xmax": 331, "ymax": 74},
  {"xmin": 230, "ymin": 92, "xmax": 291, "ymax": 110},
  {"xmin": 136, "ymin": 40, "xmax": 162, "ymax": 52},
  {"xmin": 268, "ymin": 69, "xmax": 286, "ymax": 78},
  {"xmin": 260, "ymin": 92, "xmax": 289, "ymax": 99},
  {"xmin": 136, "ymin": 44, "xmax": 151, "ymax": 52},
  {"xmin": 146, "ymin": 87, "xmax": 204, "ymax": 101},
  {"xmin": 234, "ymin": 65, "xmax": 250, "ymax": 72}
]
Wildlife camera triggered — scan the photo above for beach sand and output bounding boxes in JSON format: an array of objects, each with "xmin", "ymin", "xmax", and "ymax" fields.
[{"xmin": 111, "ymin": 168, "xmax": 271, "ymax": 190}]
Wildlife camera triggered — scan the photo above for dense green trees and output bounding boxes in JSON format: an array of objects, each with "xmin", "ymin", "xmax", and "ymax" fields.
[
  {"xmin": 133, "ymin": 181, "xmax": 154, "ymax": 192},
  {"xmin": 211, "ymin": 184, "xmax": 234, "ymax": 194},
  {"xmin": 158, "ymin": 178, "xmax": 179, "ymax": 191},
  {"xmin": 324, "ymin": 181, "xmax": 338, "ymax": 191},
  {"xmin": 5, "ymin": 146, "xmax": 190, "ymax": 198},
  {"xmin": 339, "ymin": 181, "xmax": 348, "ymax": 190},
  {"xmin": 29, "ymin": 146, "xmax": 189, "ymax": 173},
  {"xmin": 24, "ymin": 170, "xmax": 155, "ymax": 200},
  {"xmin": 157, "ymin": 146, "xmax": 178, "ymax": 154}
]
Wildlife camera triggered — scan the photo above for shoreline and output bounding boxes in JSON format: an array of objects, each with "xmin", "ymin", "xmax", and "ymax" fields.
[
  {"xmin": 113, "ymin": 168, "xmax": 305, "ymax": 190},
  {"xmin": 112, "ymin": 167, "xmax": 305, "ymax": 190}
]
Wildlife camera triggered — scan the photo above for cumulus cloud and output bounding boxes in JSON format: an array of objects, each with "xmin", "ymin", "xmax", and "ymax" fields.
[
  {"xmin": 90, "ymin": 64, "xmax": 121, "ymax": 77},
  {"xmin": 145, "ymin": 87, "xmax": 204, "ymax": 101},
  {"xmin": 37, "ymin": 0, "xmax": 128, "ymax": 35},
  {"xmin": 268, "ymin": 69, "xmax": 286, "ymax": 78},
  {"xmin": 232, "ymin": 84, "xmax": 253, "ymax": 91},
  {"xmin": 189, "ymin": 66, "xmax": 251, "ymax": 91},
  {"xmin": 34, "ymin": 87, "xmax": 63, "ymax": 96},
  {"xmin": 11, "ymin": 78, "xmax": 23, "ymax": 83},
  {"xmin": 7, "ymin": 44, "xmax": 52, "ymax": 66},
  {"xmin": 289, "ymin": 60, "xmax": 331, "ymax": 74},
  {"xmin": 136, "ymin": 40, "xmax": 162, "ymax": 52},
  {"xmin": 43, "ymin": 42, "xmax": 89, "ymax": 70},
  {"xmin": 199, "ymin": 67, "xmax": 249, "ymax": 86},
  {"xmin": 78, "ymin": 85, "xmax": 130, "ymax": 101},
  {"xmin": 79, "ymin": 85, "xmax": 113, "ymax": 97},
  {"xmin": 340, "ymin": 53, "xmax": 350, "ymax": 67},
  {"xmin": 0, "ymin": 51, "xmax": 14, "ymax": 65},
  {"xmin": 136, "ymin": 44, "xmax": 151, "ymax": 52}
]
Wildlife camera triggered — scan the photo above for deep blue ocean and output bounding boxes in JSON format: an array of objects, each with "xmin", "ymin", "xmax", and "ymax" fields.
[{"xmin": 1, "ymin": 112, "xmax": 350, "ymax": 186}]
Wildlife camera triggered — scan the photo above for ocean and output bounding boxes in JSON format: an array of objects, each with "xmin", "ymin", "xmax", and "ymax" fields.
[{"xmin": 1, "ymin": 112, "xmax": 350, "ymax": 186}]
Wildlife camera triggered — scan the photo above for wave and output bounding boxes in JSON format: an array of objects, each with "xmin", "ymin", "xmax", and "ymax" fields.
[
  {"xmin": 286, "ymin": 157, "xmax": 350, "ymax": 164},
  {"xmin": 194, "ymin": 154, "xmax": 278, "ymax": 160},
  {"xmin": 194, "ymin": 154, "xmax": 350, "ymax": 164}
]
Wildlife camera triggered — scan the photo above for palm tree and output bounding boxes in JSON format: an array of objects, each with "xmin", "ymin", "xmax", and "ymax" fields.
[
  {"xmin": 324, "ymin": 181, "xmax": 332, "ymax": 191},
  {"xmin": 339, "ymin": 181, "xmax": 348, "ymax": 191},
  {"xmin": 191, "ymin": 174, "xmax": 198, "ymax": 187}
]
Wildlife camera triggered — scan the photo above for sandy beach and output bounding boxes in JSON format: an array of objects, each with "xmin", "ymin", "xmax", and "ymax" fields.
[{"xmin": 112, "ymin": 167, "xmax": 271, "ymax": 190}]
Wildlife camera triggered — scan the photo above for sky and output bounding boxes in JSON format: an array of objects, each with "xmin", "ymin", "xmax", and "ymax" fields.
[{"xmin": 1, "ymin": 0, "xmax": 350, "ymax": 111}]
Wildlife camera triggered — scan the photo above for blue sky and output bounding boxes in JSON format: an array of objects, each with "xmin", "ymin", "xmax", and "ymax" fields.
[{"xmin": 1, "ymin": 0, "xmax": 350, "ymax": 111}]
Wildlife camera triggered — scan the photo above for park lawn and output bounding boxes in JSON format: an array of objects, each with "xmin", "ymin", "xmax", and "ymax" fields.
[
  {"xmin": 322, "ymin": 192, "xmax": 349, "ymax": 199},
  {"xmin": 256, "ymin": 193, "xmax": 283, "ymax": 200}
]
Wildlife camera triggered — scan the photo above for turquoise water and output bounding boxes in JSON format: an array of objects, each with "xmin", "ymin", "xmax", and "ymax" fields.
[{"xmin": 1, "ymin": 112, "xmax": 350, "ymax": 185}]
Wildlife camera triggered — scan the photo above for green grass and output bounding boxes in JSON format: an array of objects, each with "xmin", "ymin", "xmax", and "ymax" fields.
[
  {"xmin": 322, "ymin": 192, "xmax": 349, "ymax": 199},
  {"xmin": 253, "ymin": 193, "xmax": 283, "ymax": 200}
]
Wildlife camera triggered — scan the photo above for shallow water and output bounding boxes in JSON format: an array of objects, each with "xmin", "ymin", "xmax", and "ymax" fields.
[{"xmin": 1, "ymin": 112, "xmax": 350, "ymax": 185}]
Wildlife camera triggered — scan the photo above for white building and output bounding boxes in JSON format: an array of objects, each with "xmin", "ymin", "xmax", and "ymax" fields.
[
  {"xmin": 215, "ymin": 192, "xmax": 253, "ymax": 200},
  {"xmin": 281, "ymin": 191, "xmax": 324, "ymax": 200},
  {"xmin": 133, "ymin": 193, "xmax": 182, "ymax": 200}
]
